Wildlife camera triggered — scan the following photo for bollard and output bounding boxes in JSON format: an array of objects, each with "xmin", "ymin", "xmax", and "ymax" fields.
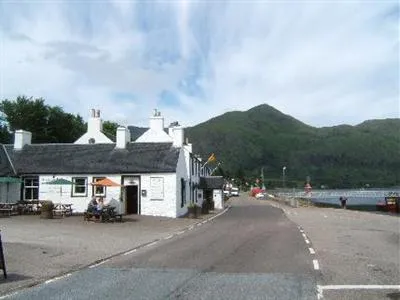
[{"xmin": 0, "ymin": 231, "xmax": 7, "ymax": 279}]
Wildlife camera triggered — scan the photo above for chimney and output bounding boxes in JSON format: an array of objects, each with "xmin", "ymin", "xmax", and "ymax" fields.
[
  {"xmin": 115, "ymin": 126, "xmax": 131, "ymax": 149},
  {"xmin": 149, "ymin": 109, "xmax": 164, "ymax": 132},
  {"xmin": 14, "ymin": 130, "xmax": 32, "ymax": 150},
  {"xmin": 88, "ymin": 108, "xmax": 102, "ymax": 133},
  {"xmin": 172, "ymin": 126, "xmax": 184, "ymax": 148}
]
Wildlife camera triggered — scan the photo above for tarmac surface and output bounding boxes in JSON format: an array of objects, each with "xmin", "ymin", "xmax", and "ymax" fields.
[
  {"xmin": 1, "ymin": 196, "xmax": 399, "ymax": 299},
  {"xmin": 2, "ymin": 197, "xmax": 317, "ymax": 299},
  {"xmin": 0, "ymin": 211, "xmax": 213, "ymax": 295}
]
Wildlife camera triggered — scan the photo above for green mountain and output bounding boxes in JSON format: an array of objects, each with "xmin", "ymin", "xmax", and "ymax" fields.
[{"xmin": 184, "ymin": 104, "xmax": 400, "ymax": 189}]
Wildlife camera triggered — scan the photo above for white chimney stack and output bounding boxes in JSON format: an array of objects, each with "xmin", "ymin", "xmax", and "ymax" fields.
[
  {"xmin": 149, "ymin": 109, "xmax": 164, "ymax": 132},
  {"xmin": 116, "ymin": 126, "xmax": 131, "ymax": 149},
  {"xmin": 172, "ymin": 126, "xmax": 184, "ymax": 148},
  {"xmin": 88, "ymin": 108, "xmax": 102, "ymax": 133},
  {"xmin": 14, "ymin": 130, "xmax": 32, "ymax": 150}
]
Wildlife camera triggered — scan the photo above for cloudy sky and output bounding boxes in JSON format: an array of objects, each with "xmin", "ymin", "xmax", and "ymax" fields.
[{"xmin": 0, "ymin": 1, "xmax": 398, "ymax": 128}]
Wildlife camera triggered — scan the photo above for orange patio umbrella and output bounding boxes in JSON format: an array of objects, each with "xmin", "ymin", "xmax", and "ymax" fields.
[{"xmin": 91, "ymin": 178, "xmax": 122, "ymax": 187}]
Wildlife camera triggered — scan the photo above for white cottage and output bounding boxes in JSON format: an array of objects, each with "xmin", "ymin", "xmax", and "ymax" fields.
[{"xmin": 0, "ymin": 109, "xmax": 220, "ymax": 218}]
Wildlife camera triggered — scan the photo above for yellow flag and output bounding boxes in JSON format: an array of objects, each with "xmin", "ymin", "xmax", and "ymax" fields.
[{"xmin": 207, "ymin": 153, "xmax": 216, "ymax": 163}]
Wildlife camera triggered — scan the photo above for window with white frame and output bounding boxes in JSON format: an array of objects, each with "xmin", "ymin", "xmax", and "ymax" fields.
[
  {"xmin": 72, "ymin": 177, "xmax": 87, "ymax": 196},
  {"xmin": 24, "ymin": 177, "xmax": 39, "ymax": 200},
  {"xmin": 92, "ymin": 177, "xmax": 106, "ymax": 197}
]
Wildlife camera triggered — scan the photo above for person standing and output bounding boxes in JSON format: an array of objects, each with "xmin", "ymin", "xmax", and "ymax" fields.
[{"xmin": 340, "ymin": 196, "xmax": 347, "ymax": 209}]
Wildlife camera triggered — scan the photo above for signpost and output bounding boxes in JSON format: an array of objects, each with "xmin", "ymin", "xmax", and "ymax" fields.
[{"xmin": 0, "ymin": 231, "xmax": 7, "ymax": 279}]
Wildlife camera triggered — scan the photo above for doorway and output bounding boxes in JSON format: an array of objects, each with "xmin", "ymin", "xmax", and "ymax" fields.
[{"xmin": 126, "ymin": 185, "xmax": 139, "ymax": 214}]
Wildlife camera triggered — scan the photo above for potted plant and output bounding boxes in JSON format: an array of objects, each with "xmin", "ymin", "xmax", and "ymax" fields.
[
  {"xmin": 187, "ymin": 202, "xmax": 199, "ymax": 218},
  {"xmin": 40, "ymin": 201, "xmax": 54, "ymax": 219}
]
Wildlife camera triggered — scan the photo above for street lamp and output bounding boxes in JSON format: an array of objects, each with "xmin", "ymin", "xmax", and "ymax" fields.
[{"xmin": 282, "ymin": 166, "xmax": 286, "ymax": 188}]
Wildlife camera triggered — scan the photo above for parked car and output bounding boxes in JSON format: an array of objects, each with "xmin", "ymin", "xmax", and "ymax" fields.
[{"xmin": 231, "ymin": 187, "xmax": 239, "ymax": 196}]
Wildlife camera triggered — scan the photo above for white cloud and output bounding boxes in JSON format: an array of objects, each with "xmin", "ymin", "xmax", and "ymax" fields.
[{"xmin": 0, "ymin": 1, "xmax": 398, "ymax": 129}]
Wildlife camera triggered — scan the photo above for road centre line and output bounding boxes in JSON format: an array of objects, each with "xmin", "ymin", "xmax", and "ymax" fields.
[
  {"xmin": 309, "ymin": 247, "xmax": 315, "ymax": 254},
  {"xmin": 320, "ymin": 285, "xmax": 400, "ymax": 290},
  {"xmin": 313, "ymin": 259, "xmax": 320, "ymax": 270},
  {"xmin": 305, "ymin": 239, "xmax": 310, "ymax": 244}
]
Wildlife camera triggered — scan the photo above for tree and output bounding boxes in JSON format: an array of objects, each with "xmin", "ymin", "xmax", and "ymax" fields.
[
  {"xmin": 0, "ymin": 96, "xmax": 86, "ymax": 143},
  {"xmin": 102, "ymin": 121, "xmax": 119, "ymax": 142}
]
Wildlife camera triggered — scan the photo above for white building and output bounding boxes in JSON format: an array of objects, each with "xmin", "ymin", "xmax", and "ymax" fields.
[{"xmin": 0, "ymin": 109, "xmax": 222, "ymax": 218}]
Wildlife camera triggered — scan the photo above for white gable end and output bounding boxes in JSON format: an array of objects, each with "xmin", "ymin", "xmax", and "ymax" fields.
[
  {"xmin": 75, "ymin": 132, "xmax": 113, "ymax": 144},
  {"xmin": 135, "ymin": 128, "xmax": 173, "ymax": 143}
]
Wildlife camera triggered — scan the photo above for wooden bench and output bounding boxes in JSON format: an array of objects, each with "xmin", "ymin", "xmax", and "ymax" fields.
[
  {"xmin": 0, "ymin": 208, "xmax": 12, "ymax": 217},
  {"xmin": 84, "ymin": 209, "xmax": 123, "ymax": 223}
]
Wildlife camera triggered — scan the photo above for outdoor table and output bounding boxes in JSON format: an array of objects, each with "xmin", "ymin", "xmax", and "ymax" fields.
[
  {"xmin": 53, "ymin": 203, "xmax": 73, "ymax": 217},
  {"xmin": 0, "ymin": 203, "xmax": 14, "ymax": 216}
]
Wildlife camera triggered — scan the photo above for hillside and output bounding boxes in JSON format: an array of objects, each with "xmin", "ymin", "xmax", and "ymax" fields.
[
  {"xmin": 128, "ymin": 104, "xmax": 399, "ymax": 188},
  {"xmin": 184, "ymin": 104, "xmax": 400, "ymax": 188}
]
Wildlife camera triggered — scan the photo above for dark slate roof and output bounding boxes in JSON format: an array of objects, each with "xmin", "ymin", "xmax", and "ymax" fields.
[
  {"xmin": 199, "ymin": 176, "xmax": 224, "ymax": 189},
  {"xmin": 3, "ymin": 143, "xmax": 180, "ymax": 175},
  {"xmin": 0, "ymin": 145, "xmax": 15, "ymax": 176}
]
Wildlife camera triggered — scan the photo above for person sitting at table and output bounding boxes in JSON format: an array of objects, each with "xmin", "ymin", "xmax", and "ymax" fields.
[
  {"xmin": 87, "ymin": 197, "xmax": 98, "ymax": 213},
  {"xmin": 97, "ymin": 197, "xmax": 105, "ymax": 211}
]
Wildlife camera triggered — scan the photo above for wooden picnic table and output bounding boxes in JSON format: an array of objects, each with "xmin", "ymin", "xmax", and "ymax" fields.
[
  {"xmin": 84, "ymin": 205, "xmax": 122, "ymax": 223},
  {"xmin": 53, "ymin": 203, "xmax": 73, "ymax": 217},
  {"xmin": 0, "ymin": 203, "xmax": 18, "ymax": 217}
]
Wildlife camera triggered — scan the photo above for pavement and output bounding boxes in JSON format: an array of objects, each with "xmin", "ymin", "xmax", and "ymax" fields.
[
  {"xmin": 1, "ymin": 196, "xmax": 318, "ymax": 300},
  {"xmin": 0, "ymin": 209, "xmax": 225, "ymax": 296},
  {"xmin": 268, "ymin": 198, "xmax": 400, "ymax": 300}
]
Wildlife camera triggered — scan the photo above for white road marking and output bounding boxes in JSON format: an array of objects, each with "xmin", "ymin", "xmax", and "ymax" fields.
[
  {"xmin": 176, "ymin": 230, "xmax": 185, "ymax": 235},
  {"xmin": 123, "ymin": 249, "xmax": 138, "ymax": 255},
  {"xmin": 320, "ymin": 285, "xmax": 400, "ymax": 290},
  {"xmin": 44, "ymin": 273, "xmax": 71, "ymax": 284},
  {"xmin": 302, "ymin": 233, "xmax": 307, "ymax": 239},
  {"xmin": 0, "ymin": 291, "xmax": 20, "ymax": 299},
  {"xmin": 164, "ymin": 235, "xmax": 173, "ymax": 240},
  {"xmin": 145, "ymin": 241, "xmax": 158, "ymax": 248},
  {"xmin": 196, "ymin": 223, "xmax": 202, "ymax": 227},
  {"xmin": 313, "ymin": 259, "xmax": 320, "ymax": 270},
  {"xmin": 323, "ymin": 215, "xmax": 327, "ymax": 218},
  {"xmin": 309, "ymin": 247, "xmax": 315, "ymax": 254},
  {"xmin": 188, "ymin": 225, "xmax": 194, "ymax": 230},
  {"xmin": 317, "ymin": 285, "xmax": 324, "ymax": 299},
  {"xmin": 89, "ymin": 260, "xmax": 108, "ymax": 268},
  {"xmin": 305, "ymin": 239, "xmax": 310, "ymax": 244}
]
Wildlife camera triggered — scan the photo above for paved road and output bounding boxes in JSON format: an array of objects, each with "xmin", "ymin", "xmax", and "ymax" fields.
[
  {"xmin": 270, "ymin": 200, "xmax": 400, "ymax": 300},
  {"xmin": 5, "ymin": 198, "xmax": 317, "ymax": 299}
]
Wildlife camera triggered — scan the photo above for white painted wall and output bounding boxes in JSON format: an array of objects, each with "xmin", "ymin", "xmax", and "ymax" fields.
[
  {"xmin": 14, "ymin": 130, "xmax": 32, "ymax": 150},
  {"xmin": 74, "ymin": 112, "xmax": 113, "ymax": 144},
  {"xmin": 175, "ymin": 148, "xmax": 191, "ymax": 217},
  {"xmin": 38, "ymin": 175, "xmax": 123, "ymax": 213},
  {"xmin": 139, "ymin": 173, "xmax": 177, "ymax": 218},
  {"xmin": 213, "ymin": 189, "xmax": 224, "ymax": 209},
  {"xmin": 0, "ymin": 183, "xmax": 20, "ymax": 203},
  {"xmin": 135, "ymin": 129, "xmax": 173, "ymax": 143}
]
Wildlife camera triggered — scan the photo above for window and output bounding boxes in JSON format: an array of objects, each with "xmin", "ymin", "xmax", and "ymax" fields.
[
  {"xmin": 24, "ymin": 177, "xmax": 39, "ymax": 200},
  {"xmin": 191, "ymin": 158, "xmax": 194, "ymax": 175},
  {"xmin": 92, "ymin": 177, "xmax": 106, "ymax": 197},
  {"xmin": 72, "ymin": 177, "xmax": 87, "ymax": 196},
  {"xmin": 150, "ymin": 177, "xmax": 164, "ymax": 200},
  {"xmin": 180, "ymin": 178, "xmax": 186, "ymax": 208}
]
